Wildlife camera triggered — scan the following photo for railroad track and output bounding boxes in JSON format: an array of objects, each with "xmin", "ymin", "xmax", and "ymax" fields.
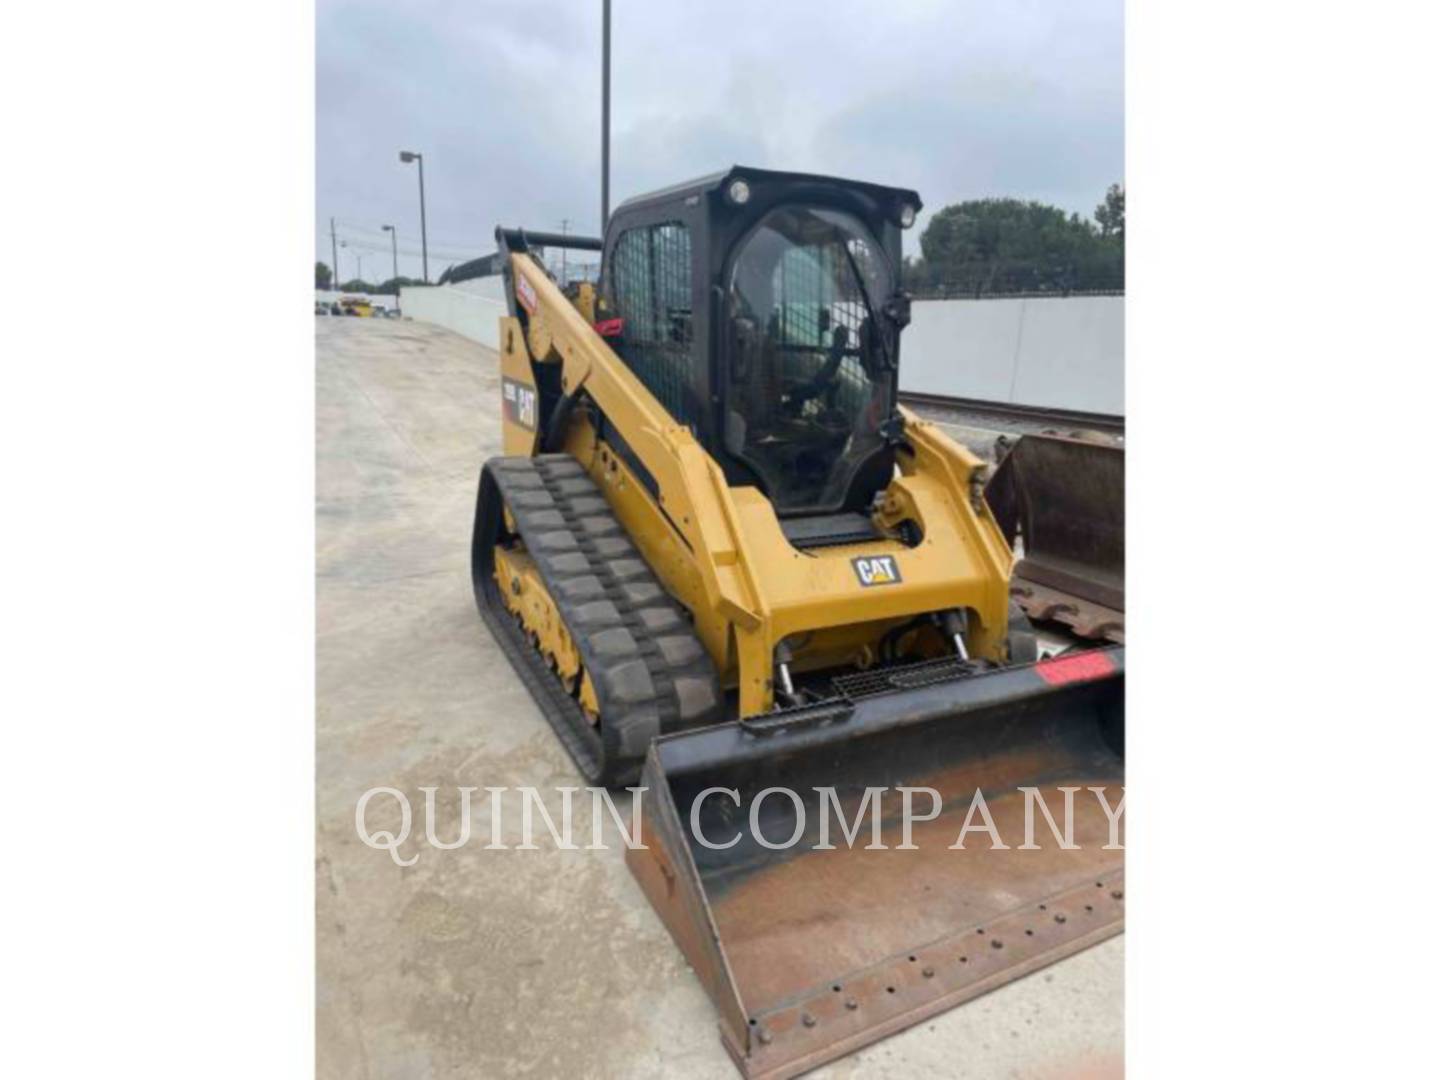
[{"xmin": 898, "ymin": 390, "xmax": 1125, "ymax": 439}]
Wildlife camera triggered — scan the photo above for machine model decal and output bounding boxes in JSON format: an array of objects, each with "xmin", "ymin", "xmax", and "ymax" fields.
[
  {"xmin": 851, "ymin": 554, "xmax": 902, "ymax": 587},
  {"xmin": 502, "ymin": 377, "xmax": 537, "ymax": 431}
]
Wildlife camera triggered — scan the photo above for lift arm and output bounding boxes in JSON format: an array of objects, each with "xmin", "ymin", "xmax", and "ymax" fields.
[{"xmin": 500, "ymin": 244, "xmax": 767, "ymax": 636}]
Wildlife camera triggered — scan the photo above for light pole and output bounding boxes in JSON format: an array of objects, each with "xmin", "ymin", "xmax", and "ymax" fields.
[
  {"xmin": 341, "ymin": 240, "xmax": 363, "ymax": 287},
  {"xmin": 559, "ymin": 218, "xmax": 570, "ymax": 285},
  {"xmin": 398, "ymin": 150, "xmax": 429, "ymax": 283},
  {"xmin": 380, "ymin": 225, "xmax": 399, "ymax": 286},
  {"xmin": 601, "ymin": 0, "xmax": 611, "ymax": 229}
]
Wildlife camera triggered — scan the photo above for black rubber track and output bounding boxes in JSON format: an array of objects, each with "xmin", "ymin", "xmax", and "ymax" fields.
[{"xmin": 472, "ymin": 455, "xmax": 724, "ymax": 786}]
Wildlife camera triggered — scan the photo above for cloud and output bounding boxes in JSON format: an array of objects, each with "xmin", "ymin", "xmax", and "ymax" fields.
[{"xmin": 317, "ymin": 0, "xmax": 1122, "ymax": 276}]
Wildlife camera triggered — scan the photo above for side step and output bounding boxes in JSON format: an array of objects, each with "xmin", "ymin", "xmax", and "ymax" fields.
[{"xmin": 471, "ymin": 454, "xmax": 723, "ymax": 786}]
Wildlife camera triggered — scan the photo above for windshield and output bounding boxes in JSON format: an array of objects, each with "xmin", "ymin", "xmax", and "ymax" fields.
[{"xmin": 725, "ymin": 205, "xmax": 896, "ymax": 513}]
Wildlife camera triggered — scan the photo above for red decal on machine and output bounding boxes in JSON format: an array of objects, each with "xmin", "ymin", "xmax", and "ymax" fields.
[
  {"xmin": 1035, "ymin": 650, "xmax": 1116, "ymax": 685},
  {"xmin": 516, "ymin": 274, "xmax": 538, "ymax": 313}
]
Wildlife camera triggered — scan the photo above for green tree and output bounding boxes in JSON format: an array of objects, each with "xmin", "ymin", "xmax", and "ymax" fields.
[
  {"xmin": 910, "ymin": 188, "xmax": 1124, "ymax": 295},
  {"xmin": 378, "ymin": 276, "xmax": 423, "ymax": 296},
  {"xmin": 315, "ymin": 261, "xmax": 333, "ymax": 290},
  {"xmin": 1095, "ymin": 184, "xmax": 1125, "ymax": 241}
]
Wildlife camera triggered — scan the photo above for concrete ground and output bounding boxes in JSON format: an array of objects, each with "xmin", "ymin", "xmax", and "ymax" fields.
[{"xmin": 316, "ymin": 315, "xmax": 1123, "ymax": 1079}]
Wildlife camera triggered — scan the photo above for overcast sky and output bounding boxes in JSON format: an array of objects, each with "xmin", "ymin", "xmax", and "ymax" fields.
[{"xmin": 317, "ymin": 0, "xmax": 1122, "ymax": 283}]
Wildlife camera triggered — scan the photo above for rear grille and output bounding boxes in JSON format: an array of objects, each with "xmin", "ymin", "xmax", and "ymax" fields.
[
  {"xmin": 781, "ymin": 512, "xmax": 883, "ymax": 550},
  {"xmin": 831, "ymin": 656, "xmax": 989, "ymax": 700}
]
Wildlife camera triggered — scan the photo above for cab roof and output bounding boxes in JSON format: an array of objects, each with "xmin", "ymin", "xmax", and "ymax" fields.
[{"xmin": 613, "ymin": 165, "xmax": 922, "ymax": 217}]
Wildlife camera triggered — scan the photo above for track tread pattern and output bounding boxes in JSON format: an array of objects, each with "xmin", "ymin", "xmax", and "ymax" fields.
[{"xmin": 473, "ymin": 454, "xmax": 722, "ymax": 785}]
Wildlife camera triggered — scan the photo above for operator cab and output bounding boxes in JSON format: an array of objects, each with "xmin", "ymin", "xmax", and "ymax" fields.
[{"xmin": 598, "ymin": 167, "xmax": 919, "ymax": 528}]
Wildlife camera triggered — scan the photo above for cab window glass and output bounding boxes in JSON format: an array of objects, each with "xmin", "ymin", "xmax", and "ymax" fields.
[{"xmin": 726, "ymin": 206, "xmax": 894, "ymax": 511}]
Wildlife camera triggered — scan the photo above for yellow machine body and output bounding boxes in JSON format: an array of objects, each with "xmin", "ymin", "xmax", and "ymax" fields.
[
  {"xmin": 472, "ymin": 169, "xmax": 1124, "ymax": 1080},
  {"xmin": 497, "ymin": 255, "xmax": 1013, "ymax": 716}
]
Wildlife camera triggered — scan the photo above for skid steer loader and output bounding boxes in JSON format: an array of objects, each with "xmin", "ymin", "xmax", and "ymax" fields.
[{"xmin": 471, "ymin": 167, "xmax": 1123, "ymax": 1079}]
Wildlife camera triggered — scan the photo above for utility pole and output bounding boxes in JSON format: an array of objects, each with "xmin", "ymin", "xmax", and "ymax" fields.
[
  {"xmin": 341, "ymin": 240, "xmax": 363, "ymax": 287},
  {"xmin": 329, "ymin": 217, "xmax": 339, "ymax": 292},
  {"xmin": 601, "ymin": 0, "xmax": 611, "ymax": 229},
  {"xmin": 559, "ymin": 219, "xmax": 570, "ymax": 285},
  {"xmin": 417, "ymin": 156, "xmax": 427, "ymax": 283},
  {"xmin": 381, "ymin": 225, "xmax": 400, "ymax": 313}
]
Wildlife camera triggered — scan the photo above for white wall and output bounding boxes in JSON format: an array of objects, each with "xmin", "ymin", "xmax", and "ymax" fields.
[
  {"xmin": 902, "ymin": 296, "xmax": 1124, "ymax": 416},
  {"xmin": 395, "ymin": 280, "xmax": 1124, "ymax": 418},
  {"xmin": 397, "ymin": 278, "xmax": 507, "ymax": 350}
]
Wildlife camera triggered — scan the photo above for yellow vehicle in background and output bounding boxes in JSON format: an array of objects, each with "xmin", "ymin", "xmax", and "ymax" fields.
[{"xmin": 337, "ymin": 296, "xmax": 373, "ymax": 317}]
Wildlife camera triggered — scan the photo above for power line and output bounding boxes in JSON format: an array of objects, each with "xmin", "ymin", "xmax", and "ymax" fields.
[
  {"xmin": 327, "ymin": 216, "xmax": 603, "ymax": 250},
  {"xmin": 315, "ymin": 232, "xmax": 479, "ymax": 261},
  {"xmin": 322, "ymin": 238, "xmax": 472, "ymax": 258},
  {"xmin": 319, "ymin": 216, "xmax": 603, "ymax": 280},
  {"xmin": 331, "ymin": 217, "xmax": 496, "ymax": 251},
  {"xmin": 317, "ymin": 222, "xmax": 478, "ymax": 251}
]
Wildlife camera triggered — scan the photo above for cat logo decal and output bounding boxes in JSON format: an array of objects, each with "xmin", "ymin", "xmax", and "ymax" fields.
[{"xmin": 851, "ymin": 555, "xmax": 902, "ymax": 587}]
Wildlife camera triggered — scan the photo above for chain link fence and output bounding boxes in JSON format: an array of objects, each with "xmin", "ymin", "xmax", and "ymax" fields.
[{"xmin": 905, "ymin": 262, "xmax": 1124, "ymax": 299}]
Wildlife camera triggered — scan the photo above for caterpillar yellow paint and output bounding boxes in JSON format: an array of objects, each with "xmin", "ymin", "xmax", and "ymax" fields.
[{"xmin": 466, "ymin": 167, "xmax": 1124, "ymax": 1080}]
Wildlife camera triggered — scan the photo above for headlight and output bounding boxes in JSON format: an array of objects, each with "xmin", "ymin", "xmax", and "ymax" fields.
[
  {"xmin": 727, "ymin": 178, "xmax": 751, "ymax": 205},
  {"xmin": 898, "ymin": 203, "xmax": 917, "ymax": 229}
]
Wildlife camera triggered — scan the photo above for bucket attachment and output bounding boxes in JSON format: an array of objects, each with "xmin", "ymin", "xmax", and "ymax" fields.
[
  {"xmin": 986, "ymin": 433, "xmax": 1125, "ymax": 643},
  {"xmin": 628, "ymin": 650, "xmax": 1124, "ymax": 1080}
]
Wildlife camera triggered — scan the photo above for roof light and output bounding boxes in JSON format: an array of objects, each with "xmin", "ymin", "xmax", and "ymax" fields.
[
  {"xmin": 727, "ymin": 178, "xmax": 751, "ymax": 205},
  {"xmin": 899, "ymin": 203, "xmax": 917, "ymax": 229}
]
